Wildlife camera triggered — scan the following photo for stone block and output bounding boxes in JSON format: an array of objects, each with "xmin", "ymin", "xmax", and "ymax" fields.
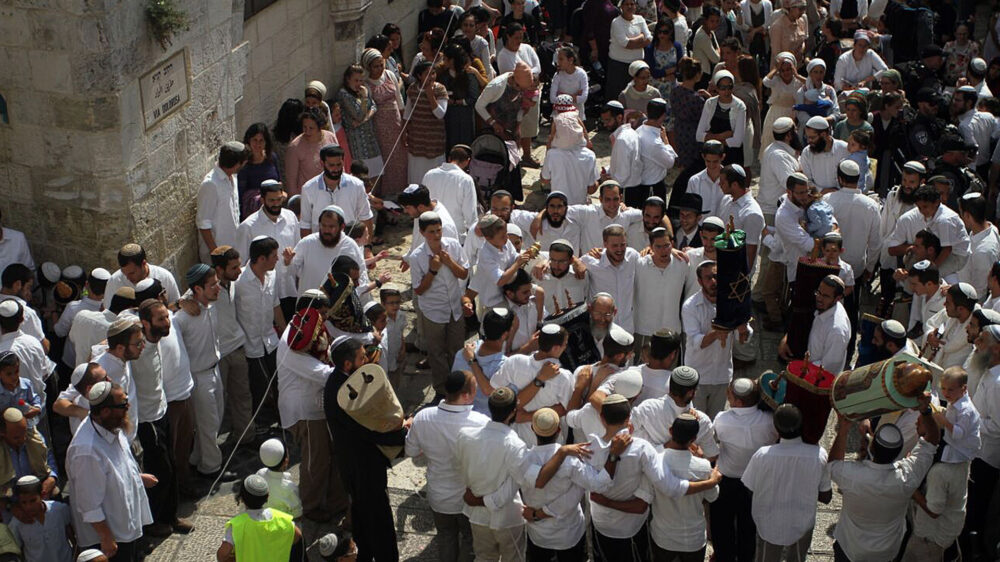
[
  {"xmin": 28, "ymin": 50, "xmax": 72, "ymax": 93},
  {"xmin": 254, "ymin": 0, "xmax": 288, "ymax": 42},
  {"xmin": 190, "ymin": 24, "xmax": 233, "ymax": 76},
  {"xmin": 52, "ymin": 95, "xmax": 120, "ymax": 131},
  {"xmin": 207, "ymin": 0, "xmax": 236, "ymax": 29},
  {"xmin": 0, "ymin": 8, "xmax": 32, "ymax": 48}
]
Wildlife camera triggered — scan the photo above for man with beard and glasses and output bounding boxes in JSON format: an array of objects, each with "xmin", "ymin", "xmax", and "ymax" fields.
[
  {"xmin": 799, "ymin": 116, "xmax": 849, "ymax": 193},
  {"xmin": 627, "ymin": 196, "xmax": 672, "ymax": 252},
  {"xmin": 764, "ymin": 173, "xmax": 816, "ymax": 289},
  {"xmin": 964, "ymin": 309, "xmax": 1000, "ymax": 398},
  {"xmin": 197, "ymin": 141, "xmax": 249, "ymax": 262},
  {"xmin": 289, "ymin": 206, "xmax": 367, "ymax": 294},
  {"xmin": 464, "ymin": 190, "xmax": 536, "ymax": 266},
  {"xmin": 133, "ymin": 299, "xmax": 193, "ymax": 538},
  {"xmin": 588, "ymin": 293, "xmax": 623, "ymax": 359},
  {"xmin": 878, "ymin": 161, "xmax": 925, "ymax": 313},
  {"xmin": 683, "ymin": 260, "xmax": 750, "ymax": 418},
  {"xmin": 565, "ymin": 181, "xmax": 643, "ymax": 255},
  {"xmin": 299, "ymin": 144, "xmax": 373, "ymax": 239},
  {"xmin": 529, "ymin": 192, "xmax": 583, "ymax": 253},
  {"xmin": 237, "ymin": 180, "xmax": 301, "ymax": 322},
  {"xmin": 68, "ymin": 382, "xmax": 154, "ymax": 562},
  {"xmin": 534, "ymin": 239, "xmax": 588, "ymax": 313},
  {"xmin": 502, "ymin": 269, "xmax": 545, "ymax": 355},
  {"xmin": 581, "ymin": 225, "xmax": 640, "ymax": 332},
  {"xmin": 634, "ymin": 228, "xmax": 689, "ymax": 354},
  {"xmin": 779, "ymin": 275, "xmax": 850, "ymax": 374}
]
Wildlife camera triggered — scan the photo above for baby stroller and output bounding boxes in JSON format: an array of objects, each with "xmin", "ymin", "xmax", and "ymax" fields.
[{"xmin": 468, "ymin": 131, "xmax": 524, "ymax": 205}]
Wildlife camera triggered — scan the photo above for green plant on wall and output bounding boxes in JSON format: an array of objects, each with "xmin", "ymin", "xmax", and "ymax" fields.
[{"xmin": 147, "ymin": 0, "xmax": 189, "ymax": 49}]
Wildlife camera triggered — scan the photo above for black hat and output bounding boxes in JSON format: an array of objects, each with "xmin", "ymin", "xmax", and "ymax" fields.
[
  {"xmin": 921, "ymin": 44, "xmax": 944, "ymax": 59},
  {"xmin": 914, "ymin": 87, "xmax": 938, "ymax": 104},
  {"xmin": 672, "ymin": 193, "xmax": 709, "ymax": 214},
  {"xmin": 940, "ymin": 135, "xmax": 968, "ymax": 152}
]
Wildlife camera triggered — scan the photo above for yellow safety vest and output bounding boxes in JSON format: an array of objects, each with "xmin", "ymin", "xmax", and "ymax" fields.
[{"xmin": 225, "ymin": 509, "xmax": 295, "ymax": 562}]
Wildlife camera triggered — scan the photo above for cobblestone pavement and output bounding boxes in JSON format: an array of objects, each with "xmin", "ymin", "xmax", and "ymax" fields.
[{"xmin": 148, "ymin": 125, "xmax": 854, "ymax": 561}]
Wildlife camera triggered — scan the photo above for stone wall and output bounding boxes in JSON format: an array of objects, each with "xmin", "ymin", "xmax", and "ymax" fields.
[{"xmin": 0, "ymin": 0, "xmax": 247, "ymax": 275}]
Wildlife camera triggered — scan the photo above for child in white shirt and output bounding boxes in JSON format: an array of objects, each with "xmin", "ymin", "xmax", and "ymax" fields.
[{"xmin": 255, "ymin": 439, "xmax": 303, "ymax": 519}]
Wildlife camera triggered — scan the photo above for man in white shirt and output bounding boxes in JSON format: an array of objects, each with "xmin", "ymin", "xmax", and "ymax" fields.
[
  {"xmin": 0, "ymin": 211, "xmax": 34, "ymax": 276},
  {"xmin": 780, "ymin": 274, "xmax": 851, "ymax": 373},
  {"xmin": 742, "ymin": 404, "xmax": 832, "ymax": 562},
  {"xmin": 408, "ymin": 212, "xmax": 470, "ymax": 396},
  {"xmin": 103, "ymin": 243, "xmax": 182, "ymax": 309},
  {"xmin": 829, "ymin": 410, "xmax": 939, "ymax": 562},
  {"xmin": 466, "ymin": 214, "xmax": 524, "ymax": 313},
  {"xmin": 833, "ymin": 31, "xmax": 887, "ymax": 91},
  {"xmin": 540, "ymin": 135, "xmax": 600, "ymax": 207},
  {"xmin": 764, "ymin": 173, "xmax": 814, "ymax": 289},
  {"xmin": 503, "ymin": 269, "xmax": 546, "ymax": 355},
  {"xmin": 495, "ymin": 24, "xmax": 542, "ymax": 166},
  {"xmin": 299, "ymin": 144, "xmax": 373, "ymax": 238},
  {"xmin": 924, "ymin": 283, "xmax": 978, "ymax": 371},
  {"xmin": 399, "ymin": 184, "xmax": 461, "ymax": 259},
  {"xmin": 888, "ymin": 184, "xmax": 971, "ymax": 279},
  {"xmin": 0, "ymin": 301, "xmax": 56, "ymax": 413},
  {"xmin": 650, "ymin": 413, "xmax": 720, "ymax": 561},
  {"xmin": 633, "ymin": 98, "xmax": 677, "ymax": 208},
  {"xmin": 529, "ymin": 193, "xmax": 584, "ymax": 253},
  {"xmin": 406, "ymin": 370, "xmax": 490, "ymax": 562},
  {"xmin": 67, "ymin": 382, "xmax": 153, "ymax": 560},
  {"xmin": 0, "ymin": 264, "xmax": 48, "ymax": 349},
  {"xmin": 634, "ymin": 228, "xmax": 689, "ymax": 349},
  {"xmin": 957, "ymin": 192, "xmax": 1000, "ymax": 300},
  {"xmin": 422, "ymin": 145, "xmax": 479, "ymax": 238},
  {"xmin": 628, "ymin": 366, "xmax": 720, "ymax": 460},
  {"xmin": 964, "ymin": 325, "xmax": 1000, "ymax": 558},
  {"xmin": 580, "ymin": 224, "xmax": 640, "ymax": 332},
  {"xmin": 534, "ymin": 239, "xmax": 588, "ymax": 313},
  {"xmin": 878, "ymin": 161, "xmax": 924, "ymax": 310},
  {"xmin": 566, "ymin": 181, "xmax": 643, "ymax": 254},
  {"xmin": 53, "ymin": 268, "xmax": 109, "ymax": 368},
  {"xmin": 237, "ymin": 181, "xmax": 300, "ymax": 317},
  {"xmin": 800, "ymin": 116, "xmax": 850, "ymax": 192},
  {"xmin": 952, "ymin": 87, "xmax": 995, "ymax": 171},
  {"xmin": 600, "ymin": 102, "xmax": 643, "ymax": 191},
  {"xmin": 718, "ymin": 164, "xmax": 765, "ymax": 270},
  {"xmin": 686, "ymin": 141, "xmax": 726, "ymax": 218},
  {"xmin": 683, "ymin": 260, "xmax": 750, "ymax": 418},
  {"xmin": 464, "ymin": 190, "xmax": 536, "ymax": 266},
  {"xmin": 626, "ymin": 196, "xmax": 671, "ymax": 252},
  {"xmin": 288, "ymin": 206, "xmax": 367, "ymax": 294},
  {"xmin": 196, "ymin": 141, "xmax": 248, "ymax": 262},
  {"xmin": 711, "ymin": 378, "xmax": 778, "ymax": 562},
  {"xmin": 234, "ymin": 236, "xmax": 286, "ymax": 436}
]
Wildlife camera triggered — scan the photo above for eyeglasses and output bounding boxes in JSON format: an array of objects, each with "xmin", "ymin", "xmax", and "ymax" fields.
[
  {"xmin": 593, "ymin": 312, "xmax": 615, "ymax": 319},
  {"xmin": 128, "ymin": 339, "xmax": 145, "ymax": 349},
  {"xmin": 107, "ymin": 399, "xmax": 129, "ymax": 410}
]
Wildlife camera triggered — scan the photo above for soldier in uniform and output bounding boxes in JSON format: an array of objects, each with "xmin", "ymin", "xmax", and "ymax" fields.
[
  {"xmin": 929, "ymin": 134, "xmax": 986, "ymax": 206},
  {"xmin": 906, "ymin": 88, "xmax": 948, "ymax": 161},
  {"xmin": 897, "ymin": 45, "xmax": 948, "ymax": 96}
]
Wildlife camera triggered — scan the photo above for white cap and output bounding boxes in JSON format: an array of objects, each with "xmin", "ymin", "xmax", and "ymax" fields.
[
  {"xmin": 957, "ymin": 85, "xmax": 978, "ymax": 94},
  {"xmin": 853, "ymin": 30, "xmax": 870, "ymax": 43},
  {"xmin": 732, "ymin": 377, "xmax": 755, "ymax": 397},
  {"xmin": 712, "ymin": 70, "xmax": 735, "ymax": 85},
  {"xmin": 671, "ymin": 365, "xmax": 699, "ymax": 387},
  {"xmin": 70, "ymin": 363, "xmax": 89, "ymax": 386},
  {"xmin": 2, "ymin": 408, "xmax": 23, "ymax": 424},
  {"xmin": 880, "ymin": 319, "xmax": 906, "ymax": 339},
  {"xmin": 0, "ymin": 300, "xmax": 19, "ymax": 318},
  {"xmin": 87, "ymin": 381, "xmax": 114, "ymax": 405},
  {"xmin": 541, "ymin": 323, "xmax": 561, "ymax": 335},
  {"xmin": 40, "ymin": 262, "xmax": 61, "ymax": 284},
  {"xmin": 772, "ymin": 116, "xmax": 795, "ymax": 134},
  {"xmin": 259, "ymin": 438, "xmax": 286, "ymax": 467},
  {"xmin": 703, "ymin": 216, "xmax": 726, "ymax": 231},
  {"xmin": 612, "ymin": 368, "xmax": 643, "ymax": 399},
  {"xmin": 317, "ymin": 534, "xmax": 340, "ymax": 556},
  {"xmin": 806, "ymin": 115, "xmax": 830, "ymax": 130},
  {"xmin": 971, "ymin": 57, "xmax": 988, "ymax": 72},
  {"xmin": 418, "ymin": 210, "xmax": 440, "ymax": 223},
  {"xmin": 913, "ymin": 259, "xmax": 932, "ymax": 271},
  {"xmin": 91, "ymin": 267, "xmax": 111, "ymax": 281},
  {"xmin": 62, "ymin": 265, "xmax": 84, "ymax": 280},
  {"xmin": 903, "ymin": 161, "xmax": 927, "ymax": 174},
  {"xmin": 320, "ymin": 205, "xmax": 345, "ymax": 219},
  {"xmin": 874, "ymin": 423, "xmax": 903, "ymax": 449},
  {"xmin": 15, "ymin": 475, "xmax": 40, "ymax": 488},
  {"xmin": 77, "ymin": 550, "xmax": 107, "ymax": 562},
  {"xmin": 506, "ymin": 223, "xmax": 523, "ymax": 238},
  {"xmin": 608, "ymin": 324, "xmax": 634, "ymax": 347},
  {"xmin": 243, "ymin": 474, "xmax": 269, "ymax": 497},
  {"xmin": 838, "ymin": 159, "xmax": 860, "ymax": 176},
  {"xmin": 956, "ymin": 282, "xmax": 978, "ymax": 301}
]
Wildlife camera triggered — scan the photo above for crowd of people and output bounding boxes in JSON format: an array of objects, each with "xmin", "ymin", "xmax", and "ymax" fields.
[{"xmin": 3, "ymin": 0, "xmax": 1000, "ymax": 560}]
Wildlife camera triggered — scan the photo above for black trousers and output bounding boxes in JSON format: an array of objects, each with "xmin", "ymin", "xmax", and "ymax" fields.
[
  {"xmin": 84, "ymin": 541, "xmax": 138, "ymax": 562},
  {"xmin": 338, "ymin": 453, "xmax": 398, "ymax": 562},
  {"xmin": 709, "ymin": 476, "xmax": 756, "ymax": 562},
  {"xmin": 668, "ymin": 161, "xmax": 706, "ymax": 214},
  {"xmin": 961, "ymin": 458, "xmax": 1000, "ymax": 560},
  {"xmin": 247, "ymin": 350, "xmax": 278, "ymax": 428},
  {"xmin": 137, "ymin": 415, "xmax": 177, "ymax": 525},
  {"xmin": 843, "ymin": 276, "xmax": 862, "ymax": 368},
  {"xmin": 652, "ymin": 542, "xmax": 706, "ymax": 562},
  {"xmin": 527, "ymin": 533, "xmax": 587, "ymax": 562},
  {"xmin": 625, "ymin": 181, "xmax": 666, "ymax": 209},
  {"xmin": 593, "ymin": 523, "xmax": 651, "ymax": 562}
]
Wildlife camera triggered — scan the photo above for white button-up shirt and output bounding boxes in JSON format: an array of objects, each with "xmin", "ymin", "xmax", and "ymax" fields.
[
  {"xmin": 537, "ymin": 263, "xmax": 588, "ymax": 313},
  {"xmin": 974, "ymin": 365, "xmax": 1000, "ymax": 468},
  {"xmin": 463, "ymin": 210, "xmax": 535, "ymax": 266},
  {"xmin": 407, "ymin": 202, "xmax": 460, "ymax": 257},
  {"xmin": 924, "ymin": 310, "xmax": 973, "ymax": 370},
  {"xmin": 637, "ymin": 124, "xmax": 677, "ymax": 185},
  {"xmin": 102, "ymin": 265, "xmax": 181, "ymax": 309},
  {"xmin": 757, "ymin": 141, "xmax": 799, "ymax": 215},
  {"xmin": 67, "ymin": 419, "xmax": 152, "ymax": 545},
  {"xmin": 0, "ymin": 332, "xmax": 54, "ymax": 400},
  {"xmin": 534, "ymin": 220, "xmax": 583, "ymax": 256},
  {"xmin": 824, "ymin": 187, "xmax": 882, "ymax": 275},
  {"xmin": 567, "ymin": 204, "xmax": 642, "ymax": 254},
  {"xmin": 299, "ymin": 173, "xmax": 373, "ymax": 232},
  {"xmin": 172, "ymin": 301, "xmax": 220, "ymax": 373},
  {"xmin": 713, "ymin": 406, "xmax": 778, "ymax": 477},
  {"xmin": 609, "ymin": 124, "xmax": 643, "ymax": 188},
  {"xmin": 650, "ymin": 449, "xmax": 719, "ymax": 552},
  {"xmin": 68, "ymin": 309, "xmax": 116, "ymax": 367},
  {"xmin": 718, "ymin": 192, "xmax": 765, "ymax": 248},
  {"xmin": 236, "ymin": 208, "xmax": 300, "ymax": 300},
  {"xmin": 491, "ymin": 354, "xmax": 574, "ymax": 446},
  {"xmin": 54, "ymin": 297, "xmax": 102, "ymax": 366},
  {"xmin": 196, "ymin": 165, "xmax": 240, "ymax": 256},
  {"xmin": 405, "ymin": 401, "xmax": 490, "ymax": 514},
  {"xmin": 234, "ymin": 267, "xmax": 280, "ymax": 359},
  {"xmin": 830, "ymin": 439, "xmax": 936, "ymax": 561},
  {"xmin": 455, "ymin": 420, "xmax": 530, "ymax": 529},
  {"xmin": 0, "ymin": 295, "xmax": 44, "ymax": 344},
  {"xmin": 541, "ymin": 147, "xmax": 600, "ymax": 206},
  {"xmin": 911, "ymin": 458, "xmax": 971, "ymax": 548},
  {"xmin": 958, "ymin": 109, "xmax": 996, "ymax": 168},
  {"xmin": 683, "ymin": 291, "xmax": 739, "ymax": 386},
  {"xmin": 160, "ymin": 315, "xmax": 194, "ymax": 402},
  {"xmin": 408, "ymin": 238, "xmax": 469, "ymax": 324},
  {"xmin": 289, "ymin": 233, "xmax": 367, "ymax": 295},
  {"xmin": 772, "ymin": 197, "xmax": 814, "ymax": 282},
  {"xmin": 0, "ymin": 228, "xmax": 34, "ymax": 274},
  {"xmin": 958, "ymin": 225, "xmax": 1000, "ymax": 300},
  {"xmin": 632, "ymin": 396, "xmax": 720, "ymax": 457},
  {"xmin": 941, "ymin": 392, "xmax": 982, "ymax": 463},
  {"xmin": 800, "ymin": 139, "xmax": 850, "ymax": 190},
  {"xmin": 833, "ymin": 49, "xmax": 888, "ymax": 91},
  {"xmin": 521, "ymin": 443, "xmax": 611, "ymax": 550},
  {"xmin": 807, "ymin": 302, "xmax": 851, "ymax": 374},
  {"xmin": 581, "ymin": 248, "xmax": 640, "ymax": 332},
  {"xmin": 423, "ymin": 163, "xmax": 479, "ymax": 237},
  {"xmin": 686, "ymin": 169, "xmax": 724, "ymax": 218},
  {"xmin": 470, "ymin": 239, "xmax": 518, "ymax": 309},
  {"xmin": 275, "ymin": 328, "xmax": 333, "ymax": 427},
  {"xmin": 130, "ymin": 341, "xmax": 167, "ymax": 424},
  {"xmin": 888, "ymin": 205, "xmax": 971, "ymax": 258},
  {"xmin": 634, "ymin": 254, "xmax": 689, "ymax": 336},
  {"xmin": 600, "ymin": 364, "xmax": 671, "ymax": 405},
  {"xmin": 214, "ymin": 282, "xmax": 245, "ymax": 357},
  {"xmin": 741, "ymin": 438, "xmax": 832, "ymax": 546},
  {"xmin": 879, "ymin": 187, "xmax": 916, "ymax": 266}
]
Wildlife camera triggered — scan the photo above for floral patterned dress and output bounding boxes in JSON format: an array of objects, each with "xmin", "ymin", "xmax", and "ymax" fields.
[
  {"xmin": 369, "ymin": 71, "xmax": 407, "ymax": 197},
  {"xmin": 335, "ymin": 86, "xmax": 384, "ymax": 173}
]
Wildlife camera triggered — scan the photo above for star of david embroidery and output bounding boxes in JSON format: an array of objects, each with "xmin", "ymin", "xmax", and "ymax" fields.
[{"xmin": 728, "ymin": 272, "xmax": 752, "ymax": 303}]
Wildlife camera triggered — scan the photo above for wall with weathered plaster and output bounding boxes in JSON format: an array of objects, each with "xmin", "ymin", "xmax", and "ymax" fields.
[{"xmin": 0, "ymin": 0, "xmax": 247, "ymax": 275}]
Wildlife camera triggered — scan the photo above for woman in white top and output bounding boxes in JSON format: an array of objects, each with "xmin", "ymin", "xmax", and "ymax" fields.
[
  {"xmin": 738, "ymin": 0, "xmax": 772, "ymax": 63},
  {"xmin": 695, "ymin": 70, "xmax": 748, "ymax": 165},
  {"xmin": 607, "ymin": 0, "xmax": 652, "ymax": 100},
  {"xmin": 758, "ymin": 51, "xmax": 805, "ymax": 159}
]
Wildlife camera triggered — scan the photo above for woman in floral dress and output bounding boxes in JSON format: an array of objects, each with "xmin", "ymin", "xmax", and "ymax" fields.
[
  {"xmin": 336, "ymin": 64, "xmax": 385, "ymax": 180},
  {"xmin": 363, "ymin": 48, "xmax": 407, "ymax": 198}
]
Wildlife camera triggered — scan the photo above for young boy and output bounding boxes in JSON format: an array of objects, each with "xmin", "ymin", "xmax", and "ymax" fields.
[
  {"xmin": 846, "ymin": 130, "xmax": 872, "ymax": 193},
  {"xmin": 7, "ymin": 475, "xmax": 74, "ymax": 562},
  {"xmin": 820, "ymin": 233, "xmax": 855, "ymax": 297},
  {"xmin": 380, "ymin": 288, "xmax": 407, "ymax": 388},
  {"xmin": 364, "ymin": 301, "xmax": 390, "ymax": 373},
  {"xmin": 255, "ymin": 439, "xmax": 303, "ymax": 519},
  {"xmin": 0, "ymin": 352, "xmax": 42, "ymax": 430},
  {"xmin": 906, "ymin": 260, "xmax": 945, "ymax": 336}
]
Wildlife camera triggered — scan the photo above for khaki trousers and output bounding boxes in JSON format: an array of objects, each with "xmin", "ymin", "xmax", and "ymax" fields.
[
  {"xmin": 470, "ymin": 523, "xmax": 527, "ymax": 562},
  {"xmin": 219, "ymin": 347, "xmax": 252, "ymax": 444},
  {"xmin": 288, "ymin": 418, "xmax": 349, "ymax": 517}
]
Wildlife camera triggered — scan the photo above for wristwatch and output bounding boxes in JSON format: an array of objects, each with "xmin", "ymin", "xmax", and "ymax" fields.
[
  {"xmin": 609, "ymin": 453, "xmax": 621, "ymax": 463},
  {"xmin": 374, "ymin": 279, "xmax": 383, "ymax": 288},
  {"xmin": 533, "ymin": 378, "xmax": 545, "ymax": 388},
  {"xmin": 429, "ymin": 269, "xmax": 439, "ymax": 275},
  {"xmin": 469, "ymin": 356, "xmax": 478, "ymax": 364}
]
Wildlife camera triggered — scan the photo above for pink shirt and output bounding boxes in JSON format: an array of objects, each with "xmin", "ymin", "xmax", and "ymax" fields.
[{"xmin": 284, "ymin": 129, "xmax": 338, "ymax": 195}]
